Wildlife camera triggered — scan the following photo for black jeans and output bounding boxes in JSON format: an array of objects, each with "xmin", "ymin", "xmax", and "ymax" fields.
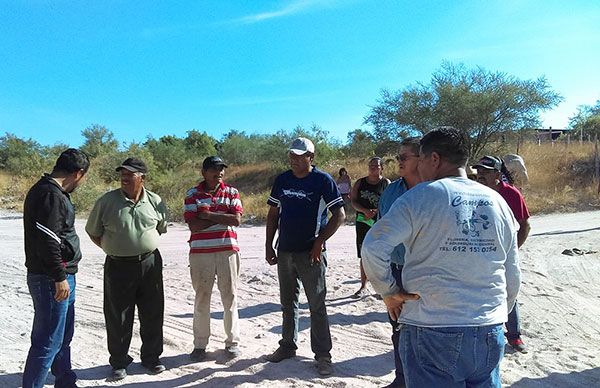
[
  {"xmin": 389, "ymin": 263, "xmax": 404, "ymax": 384},
  {"xmin": 103, "ymin": 250, "xmax": 164, "ymax": 369},
  {"xmin": 277, "ymin": 250, "xmax": 331, "ymax": 359}
]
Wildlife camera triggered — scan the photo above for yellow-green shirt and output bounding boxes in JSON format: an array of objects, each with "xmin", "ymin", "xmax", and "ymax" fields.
[{"xmin": 85, "ymin": 188, "xmax": 168, "ymax": 256}]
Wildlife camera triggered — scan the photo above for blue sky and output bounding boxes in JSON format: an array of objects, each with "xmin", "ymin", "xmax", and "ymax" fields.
[{"xmin": 1, "ymin": 0, "xmax": 599, "ymax": 147}]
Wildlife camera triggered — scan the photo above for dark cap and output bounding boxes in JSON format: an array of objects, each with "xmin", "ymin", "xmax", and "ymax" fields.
[
  {"xmin": 472, "ymin": 156, "xmax": 502, "ymax": 171},
  {"xmin": 116, "ymin": 157, "xmax": 148, "ymax": 173},
  {"xmin": 202, "ymin": 156, "xmax": 228, "ymax": 170}
]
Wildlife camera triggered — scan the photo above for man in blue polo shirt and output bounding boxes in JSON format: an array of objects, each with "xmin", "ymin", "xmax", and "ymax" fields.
[{"xmin": 264, "ymin": 137, "xmax": 345, "ymax": 376}]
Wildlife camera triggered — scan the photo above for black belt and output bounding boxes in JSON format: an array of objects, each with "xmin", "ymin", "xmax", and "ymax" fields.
[{"xmin": 108, "ymin": 250, "xmax": 155, "ymax": 262}]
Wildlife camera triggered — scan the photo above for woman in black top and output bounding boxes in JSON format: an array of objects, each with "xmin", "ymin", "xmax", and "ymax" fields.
[{"xmin": 350, "ymin": 156, "xmax": 389, "ymax": 298}]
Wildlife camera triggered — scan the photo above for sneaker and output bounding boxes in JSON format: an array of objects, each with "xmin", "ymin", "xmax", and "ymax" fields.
[
  {"xmin": 263, "ymin": 347, "xmax": 296, "ymax": 363},
  {"xmin": 111, "ymin": 368, "xmax": 127, "ymax": 381},
  {"xmin": 190, "ymin": 348, "xmax": 207, "ymax": 362},
  {"xmin": 142, "ymin": 361, "xmax": 166, "ymax": 374},
  {"xmin": 225, "ymin": 345, "xmax": 241, "ymax": 358},
  {"xmin": 316, "ymin": 357, "xmax": 333, "ymax": 376},
  {"xmin": 508, "ymin": 337, "xmax": 527, "ymax": 353}
]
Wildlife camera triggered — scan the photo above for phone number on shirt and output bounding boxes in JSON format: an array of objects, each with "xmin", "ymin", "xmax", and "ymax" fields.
[{"xmin": 440, "ymin": 246, "xmax": 497, "ymax": 253}]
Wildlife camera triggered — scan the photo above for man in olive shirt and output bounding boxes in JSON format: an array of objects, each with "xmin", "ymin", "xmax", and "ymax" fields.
[{"xmin": 86, "ymin": 157, "xmax": 168, "ymax": 381}]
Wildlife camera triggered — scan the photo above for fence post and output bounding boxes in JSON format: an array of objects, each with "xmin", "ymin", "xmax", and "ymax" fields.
[{"xmin": 595, "ymin": 136, "xmax": 599, "ymax": 183}]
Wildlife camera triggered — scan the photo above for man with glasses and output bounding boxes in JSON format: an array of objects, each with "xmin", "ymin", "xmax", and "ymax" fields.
[
  {"xmin": 184, "ymin": 156, "xmax": 243, "ymax": 362},
  {"xmin": 264, "ymin": 137, "xmax": 345, "ymax": 376},
  {"xmin": 86, "ymin": 157, "xmax": 168, "ymax": 381},
  {"xmin": 363, "ymin": 127, "xmax": 520, "ymax": 387},
  {"xmin": 376, "ymin": 137, "xmax": 421, "ymax": 388}
]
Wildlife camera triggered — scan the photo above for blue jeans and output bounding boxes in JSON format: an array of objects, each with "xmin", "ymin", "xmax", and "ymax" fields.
[
  {"xmin": 505, "ymin": 301, "xmax": 521, "ymax": 340},
  {"xmin": 23, "ymin": 273, "xmax": 77, "ymax": 388},
  {"xmin": 277, "ymin": 250, "xmax": 331, "ymax": 359},
  {"xmin": 400, "ymin": 324, "xmax": 504, "ymax": 388}
]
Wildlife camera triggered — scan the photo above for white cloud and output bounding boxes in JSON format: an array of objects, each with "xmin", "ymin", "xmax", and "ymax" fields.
[{"xmin": 232, "ymin": 0, "xmax": 333, "ymax": 24}]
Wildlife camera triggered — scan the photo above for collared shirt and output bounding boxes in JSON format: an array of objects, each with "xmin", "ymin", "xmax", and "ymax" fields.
[
  {"xmin": 267, "ymin": 167, "xmax": 344, "ymax": 252},
  {"xmin": 362, "ymin": 177, "xmax": 521, "ymax": 328},
  {"xmin": 85, "ymin": 188, "xmax": 167, "ymax": 256},
  {"xmin": 183, "ymin": 181, "xmax": 243, "ymax": 253},
  {"xmin": 377, "ymin": 178, "xmax": 409, "ymax": 265}
]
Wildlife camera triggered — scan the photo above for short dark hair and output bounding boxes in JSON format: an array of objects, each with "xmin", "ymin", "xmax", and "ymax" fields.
[
  {"xmin": 368, "ymin": 156, "xmax": 383, "ymax": 165},
  {"xmin": 399, "ymin": 137, "xmax": 421, "ymax": 155},
  {"xmin": 420, "ymin": 127, "xmax": 469, "ymax": 166},
  {"xmin": 52, "ymin": 148, "xmax": 90, "ymax": 174}
]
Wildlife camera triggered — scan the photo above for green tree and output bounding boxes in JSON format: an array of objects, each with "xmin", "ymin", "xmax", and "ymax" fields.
[
  {"xmin": 219, "ymin": 130, "xmax": 265, "ymax": 165},
  {"xmin": 144, "ymin": 135, "xmax": 188, "ymax": 171},
  {"xmin": 184, "ymin": 130, "xmax": 217, "ymax": 158},
  {"xmin": 364, "ymin": 62, "xmax": 562, "ymax": 157},
  {"xmin": 344, "ymin": 129, "xmax": 377, "ymax": 157},
  {"xmin": 569, "ymin": 99, "xmax": 600, "ymax": 139},
  {"xmin": 80, "ymin": 124, "xmax": 119, "ymax": 158},
  {"xmin": 0, "ymin": 133, "xmax": 45, "ymax": 176}
]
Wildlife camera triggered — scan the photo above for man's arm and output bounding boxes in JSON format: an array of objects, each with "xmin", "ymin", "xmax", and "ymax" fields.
[
  {"xmin": 35, "ymin": 192, "xmax": 70, "ymax": 302},
  {"xmin": 362, "ymin": 198, "xmax": 412, "ymax": 297},
  {"xmin": 85, "ymin": 197, "xmax": 105, "ymax": 250},
  {"xmin": 88, "ymin": 234, "xmax": 102, "ymax": 248},
  {"xmin": 505, "ymin": 230, "xmax": 521, "ymax": 313},
  {"xmin": 197, "ymin": 211, "xmax": 241, "ymax": 226},
  {"xmin": 186, "ymin": 218, "xmax": 217, "ymax": 233},
  {"xmin": 265, "ymin": 206, "xmax": 279, "ymax": 265},
  {"xmin": 310, "ymin": 206, "xmax": 346, "ymax": 263},
  {"xmin": 517, "ymin": 218, "xmax": 530, "ymax": 248}
]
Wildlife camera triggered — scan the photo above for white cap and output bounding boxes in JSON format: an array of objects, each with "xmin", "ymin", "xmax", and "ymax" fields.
[{"xmin": 288, "ymin": 137, "xmax": 315, "ymax": 155}]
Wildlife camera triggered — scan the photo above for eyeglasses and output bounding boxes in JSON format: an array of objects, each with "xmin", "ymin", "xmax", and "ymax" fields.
[{"xmin": 396, "ymin": 154, "xmax": 419, "ymax": 162}]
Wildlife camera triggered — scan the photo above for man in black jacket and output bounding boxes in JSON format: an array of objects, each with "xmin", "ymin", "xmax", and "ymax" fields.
[{"xmin": 22, "ymin": 148, "xmax": 89, "ymax": 388}]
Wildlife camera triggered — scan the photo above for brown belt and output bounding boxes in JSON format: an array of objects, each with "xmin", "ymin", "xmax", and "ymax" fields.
[{"xmin": 108, "ymin": 250, "xmax": 155, "ymax": 262}]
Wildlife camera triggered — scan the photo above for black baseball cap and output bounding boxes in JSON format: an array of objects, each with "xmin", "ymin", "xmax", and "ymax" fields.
[
  {"xmin": 116, "ymin": 157, "xmax": 148, "ymax": 173},
  {"xmin": 202, "ymin": 156, "xmax": 228, "ymax": 170},
  {"xmin": 472, "ymin": 156, "xmax": 502, "ymax": 171}
]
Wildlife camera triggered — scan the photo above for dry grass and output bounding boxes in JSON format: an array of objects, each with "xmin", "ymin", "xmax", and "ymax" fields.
[
  {"xmin": 518, "ymin": 141, "xmax": 600, "ymax": 213},
  {"xmin": 2, "ymin": 141, "xmax": 599, "ymax": 221},
  {"xmin": 0, "ymin": 172, "xmax": 37, "ymax": 212}
]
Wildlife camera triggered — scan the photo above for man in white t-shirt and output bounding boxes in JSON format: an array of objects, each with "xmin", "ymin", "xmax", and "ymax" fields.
[{"xmin": 362, "ymin": 127, "xmax": 520, "ymax": 388}]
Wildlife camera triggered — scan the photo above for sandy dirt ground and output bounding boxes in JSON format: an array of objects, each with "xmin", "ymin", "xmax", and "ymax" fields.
[{"xmin": 1, "ymin": 209, "xmax": 600, "ymax": 387}]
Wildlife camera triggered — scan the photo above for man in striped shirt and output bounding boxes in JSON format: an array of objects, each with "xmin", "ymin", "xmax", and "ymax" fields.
[{"xmin": 184, "ymin": 156, "xmax": 243, "ymax": 361}]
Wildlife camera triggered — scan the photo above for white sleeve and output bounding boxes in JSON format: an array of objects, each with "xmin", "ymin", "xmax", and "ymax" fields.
[
  {"xmin": 361, "ymin": 197, "xmax": 414, "ymax": 297},
  {"xmin": 505, "ymin": 219, "xmax": 521, "ymax": 312}
]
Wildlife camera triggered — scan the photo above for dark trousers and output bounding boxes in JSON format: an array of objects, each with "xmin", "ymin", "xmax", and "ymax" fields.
[
  {"xmin": 277, "ymin": 250, "xmax": 332, "ymax": 359},
  {"xmin": 506, "ymin": 300, "xmax": 521, "ymax": 340},
  {"xmin": 103, "ymin": 250, "xmax": 164, "ymax": 369},
  {"xmin": 389, "ymin": 263, "xmax": 405, "ymax": 385},
  {"xmin": 355, "ymin": 221, "xmax": 371, "ymax": 258}
]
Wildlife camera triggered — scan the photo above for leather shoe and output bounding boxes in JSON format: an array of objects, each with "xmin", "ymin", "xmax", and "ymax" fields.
[
  {"xmin": 142, "ymin": 361, "xmax": 166, "ymax": 374},
  {"xmin": 111, "ymin": 368, "xmax": 127, "ymax": 381},
  {"xmin": 263, "ymin": 347, "xmax": 296, "ymax": 363},
  {"xmin": 190, "ymin": 348, "xmax": 207, "ymax": 362}
]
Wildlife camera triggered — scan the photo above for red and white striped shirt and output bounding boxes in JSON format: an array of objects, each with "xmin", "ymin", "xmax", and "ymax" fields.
[{"xmin": 184, "ymin": 181, "xmax": 243, "ymax": 254}]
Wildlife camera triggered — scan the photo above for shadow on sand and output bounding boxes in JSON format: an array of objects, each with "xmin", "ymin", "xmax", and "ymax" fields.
[{"xmin": 510, "ymin": 367, "xmax": 600, "ymax": 387}]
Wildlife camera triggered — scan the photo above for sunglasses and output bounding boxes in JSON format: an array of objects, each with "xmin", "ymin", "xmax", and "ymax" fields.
[{"xmin": 396, "ymin": 154, "xmax": 419, "ymax": 162}]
